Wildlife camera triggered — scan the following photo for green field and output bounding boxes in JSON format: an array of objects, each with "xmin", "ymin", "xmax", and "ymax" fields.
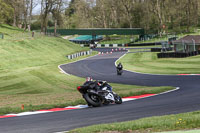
[{"xmin": 117, "ymin": 52, "xmax": 200, "ymax": 74}]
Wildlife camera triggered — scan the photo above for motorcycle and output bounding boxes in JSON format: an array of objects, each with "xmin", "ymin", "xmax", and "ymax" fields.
[
  {"xmin": 116, "ymin": 63, "xmax": 123, "ymax": 75},
  {"xmin": 77, "ymin": 80, "xmax": 122, "ymax": 107},
  {"xmin": 117, "ymin": 68, "xmax": 123, "ymax": 75}
]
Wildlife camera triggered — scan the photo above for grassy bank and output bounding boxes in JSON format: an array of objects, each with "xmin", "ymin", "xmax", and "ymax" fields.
[
  {"xmin": 69, "ymin": 110, "xmax": 200, "ymax": 133},
  {"xmin": 0, "ymin": 24, "xmax": 90, "ymax": 114},
  {"xmin": 117, "ymin": 52, "xmax": 200, "ymax": 74}
]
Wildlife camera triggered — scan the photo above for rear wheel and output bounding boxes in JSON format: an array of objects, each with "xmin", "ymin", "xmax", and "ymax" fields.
[{"xmin": 84, "ymin": 93, "xmax": 102, "ymax": 107}]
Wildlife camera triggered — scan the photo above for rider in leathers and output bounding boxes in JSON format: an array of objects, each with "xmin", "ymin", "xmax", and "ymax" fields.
[{"xmin": 116, "ymin": 63, "xmax": 123, "ymax": 73}]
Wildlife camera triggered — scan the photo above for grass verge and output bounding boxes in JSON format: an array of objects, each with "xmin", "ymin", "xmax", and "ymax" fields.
[
  {"xmin": 69, "ymin": 111, "xmax": 200, "ymax": 133},
  {"xmin": 117, "ymin": 52, "xmax": 200, "ymax": 74}
]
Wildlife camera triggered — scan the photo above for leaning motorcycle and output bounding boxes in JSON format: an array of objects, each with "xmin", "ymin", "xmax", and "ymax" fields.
[{"xmin": 77, "ymin": 80, "xmax": 122, "ymax": 107}]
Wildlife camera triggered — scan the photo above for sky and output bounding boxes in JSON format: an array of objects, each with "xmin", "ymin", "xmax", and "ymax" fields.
[
  {"xmin": 32, "ymin": 3, "xmax": 41, "ymax": 15},
  {"xmin": 32, "ymin": 0, "xmax": 71, "ymax": 15}
]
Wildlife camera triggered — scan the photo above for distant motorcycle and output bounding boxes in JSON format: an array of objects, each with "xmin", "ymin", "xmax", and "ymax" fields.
[
  {"xmin": 77, "ymin": 80, "xmax": 122, "ymax": 107},
  {"xmin": 117, "ymin": 68, "xmax": 123, "ymax": 75},
  {"xmin": 116, "ymin": 63, "xmax": 123, "ymax": 75}
]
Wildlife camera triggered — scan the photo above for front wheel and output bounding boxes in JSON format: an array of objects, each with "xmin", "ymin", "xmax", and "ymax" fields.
[
  {"xmin": 114, "ymin": 94, "xmax": 122, "ymax": 104},
  {"xmin": 83, "ymin": 93, "xmax": 102, "ymax": 107},
  {"xmin": 117, "ymin": 69, "xmax": 122, "ymax": 75}
]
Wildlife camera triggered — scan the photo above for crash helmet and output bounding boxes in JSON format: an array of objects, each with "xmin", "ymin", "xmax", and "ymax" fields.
[{"xmin": 86, "ymin": 77, "xmax": 93, "ymax": 82}]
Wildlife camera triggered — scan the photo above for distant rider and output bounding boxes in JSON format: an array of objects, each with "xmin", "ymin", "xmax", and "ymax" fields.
[{"xmin": 117, "ymin": 62, "xmax": 123, "ymax": 71}]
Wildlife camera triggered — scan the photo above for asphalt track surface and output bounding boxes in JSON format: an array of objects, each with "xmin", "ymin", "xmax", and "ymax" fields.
[{"xmin": 1, "ymin": 48, "xmax": 200, "ymax": 133}]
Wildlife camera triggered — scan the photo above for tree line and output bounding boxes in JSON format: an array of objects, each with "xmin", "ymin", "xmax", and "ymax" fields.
[{"xmin": 0, "ymin": 0, "xmax": 200, "ymax": 34}]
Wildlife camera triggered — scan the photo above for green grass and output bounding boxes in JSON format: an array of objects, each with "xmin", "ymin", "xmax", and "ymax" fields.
[
  {"xmin": 99, "ymin": 35, "xmax": 137, "ymax": 44},
  {"xmin": 0, "ymin": 24, "xmax": 91, "ymax": 114},
  {"xmin": 69, "ymin": 111, "xmax": 200, "ymax": 133},
  {"xmin": 0, "ymin": 24, "xmax": 45, "ymax": 40},
  {"xmin": 117, "ymin": 52, "xmax": 200, "ymax": 74},
  {"xmin": 0, "ymin": 24, "xmax": 25, "ymax": 35}
]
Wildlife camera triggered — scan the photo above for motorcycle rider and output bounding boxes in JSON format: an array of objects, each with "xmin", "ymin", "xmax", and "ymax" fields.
[
  {"xmin": 116, "ymin": 62, "xmax": 123, "ymax": 74},
  {"xmin": 85, "ymin": 77, "xmax": 112, "ymax": 91},
  {"xmin": 78, "ymin": 77, "xmax": 122, "ymax": 106}
]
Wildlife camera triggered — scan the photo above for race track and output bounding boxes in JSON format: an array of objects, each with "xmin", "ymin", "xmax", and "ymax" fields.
[{"xmin": 0, "ymin": 48, "xmax": 200, "ymax": 133}]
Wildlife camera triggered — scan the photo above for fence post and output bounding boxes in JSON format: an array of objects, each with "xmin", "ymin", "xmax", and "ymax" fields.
[
  {"xmin": 32, "ymin": 31, "xmax": 35, "ymax": 37},
  {"xmin": 192, "ymin": 39, "xmax": 196, "ymax": 52}
]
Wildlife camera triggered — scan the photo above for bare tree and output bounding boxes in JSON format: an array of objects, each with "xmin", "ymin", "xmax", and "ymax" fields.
[
  {"xmin": 40, "ymin": 0, "xmax": 56, "ymax": 33},
  {"xmin": 51, "ymin": 0, "xmax": 63, "ymax": 35},
  {"xmin": 121, "ymin": 0, "xmax": 134, "ymax": 28}
]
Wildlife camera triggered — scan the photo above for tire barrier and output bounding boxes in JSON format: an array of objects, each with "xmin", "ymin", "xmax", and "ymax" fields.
[
  {"xmin": 67, "ymin": 50, "xmax": 93, "ymax": 59},
  {"xmin": 151, "ymin": 47, "xmax": 173, "ymax": 52},
  {"xmin": 157, "ymin": 51, "xmax": 199, "ymax": 58}
]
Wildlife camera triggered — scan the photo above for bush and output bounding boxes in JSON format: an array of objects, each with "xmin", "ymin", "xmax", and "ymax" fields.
[{"xmin": 31, "ymin": 21, "xmax": 41, "ymax": 30}]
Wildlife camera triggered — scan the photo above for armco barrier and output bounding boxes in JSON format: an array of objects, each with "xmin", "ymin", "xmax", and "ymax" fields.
[{"xmin": 67, "ymin": 50, "xmax": 92, "ymax": 59}]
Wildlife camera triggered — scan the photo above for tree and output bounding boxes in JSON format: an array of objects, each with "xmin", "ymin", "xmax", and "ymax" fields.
[
  {"xmin": 1, "ymin": 0, "xmax": 17, "ymax": 25},
  {"xmin": 51, "ymin": 0, "xmax": 64, "ymax": 35},
  {"xmin": 120, "ymin": 0, "xmax": 135, "ymax": 28},
  {"xmin": 40, "ymin": 0, "xmax": 56, "ymax": 33},
  {"xmin": 0, "ymin": 0, "xmax": 13, "ymax": 24}
]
